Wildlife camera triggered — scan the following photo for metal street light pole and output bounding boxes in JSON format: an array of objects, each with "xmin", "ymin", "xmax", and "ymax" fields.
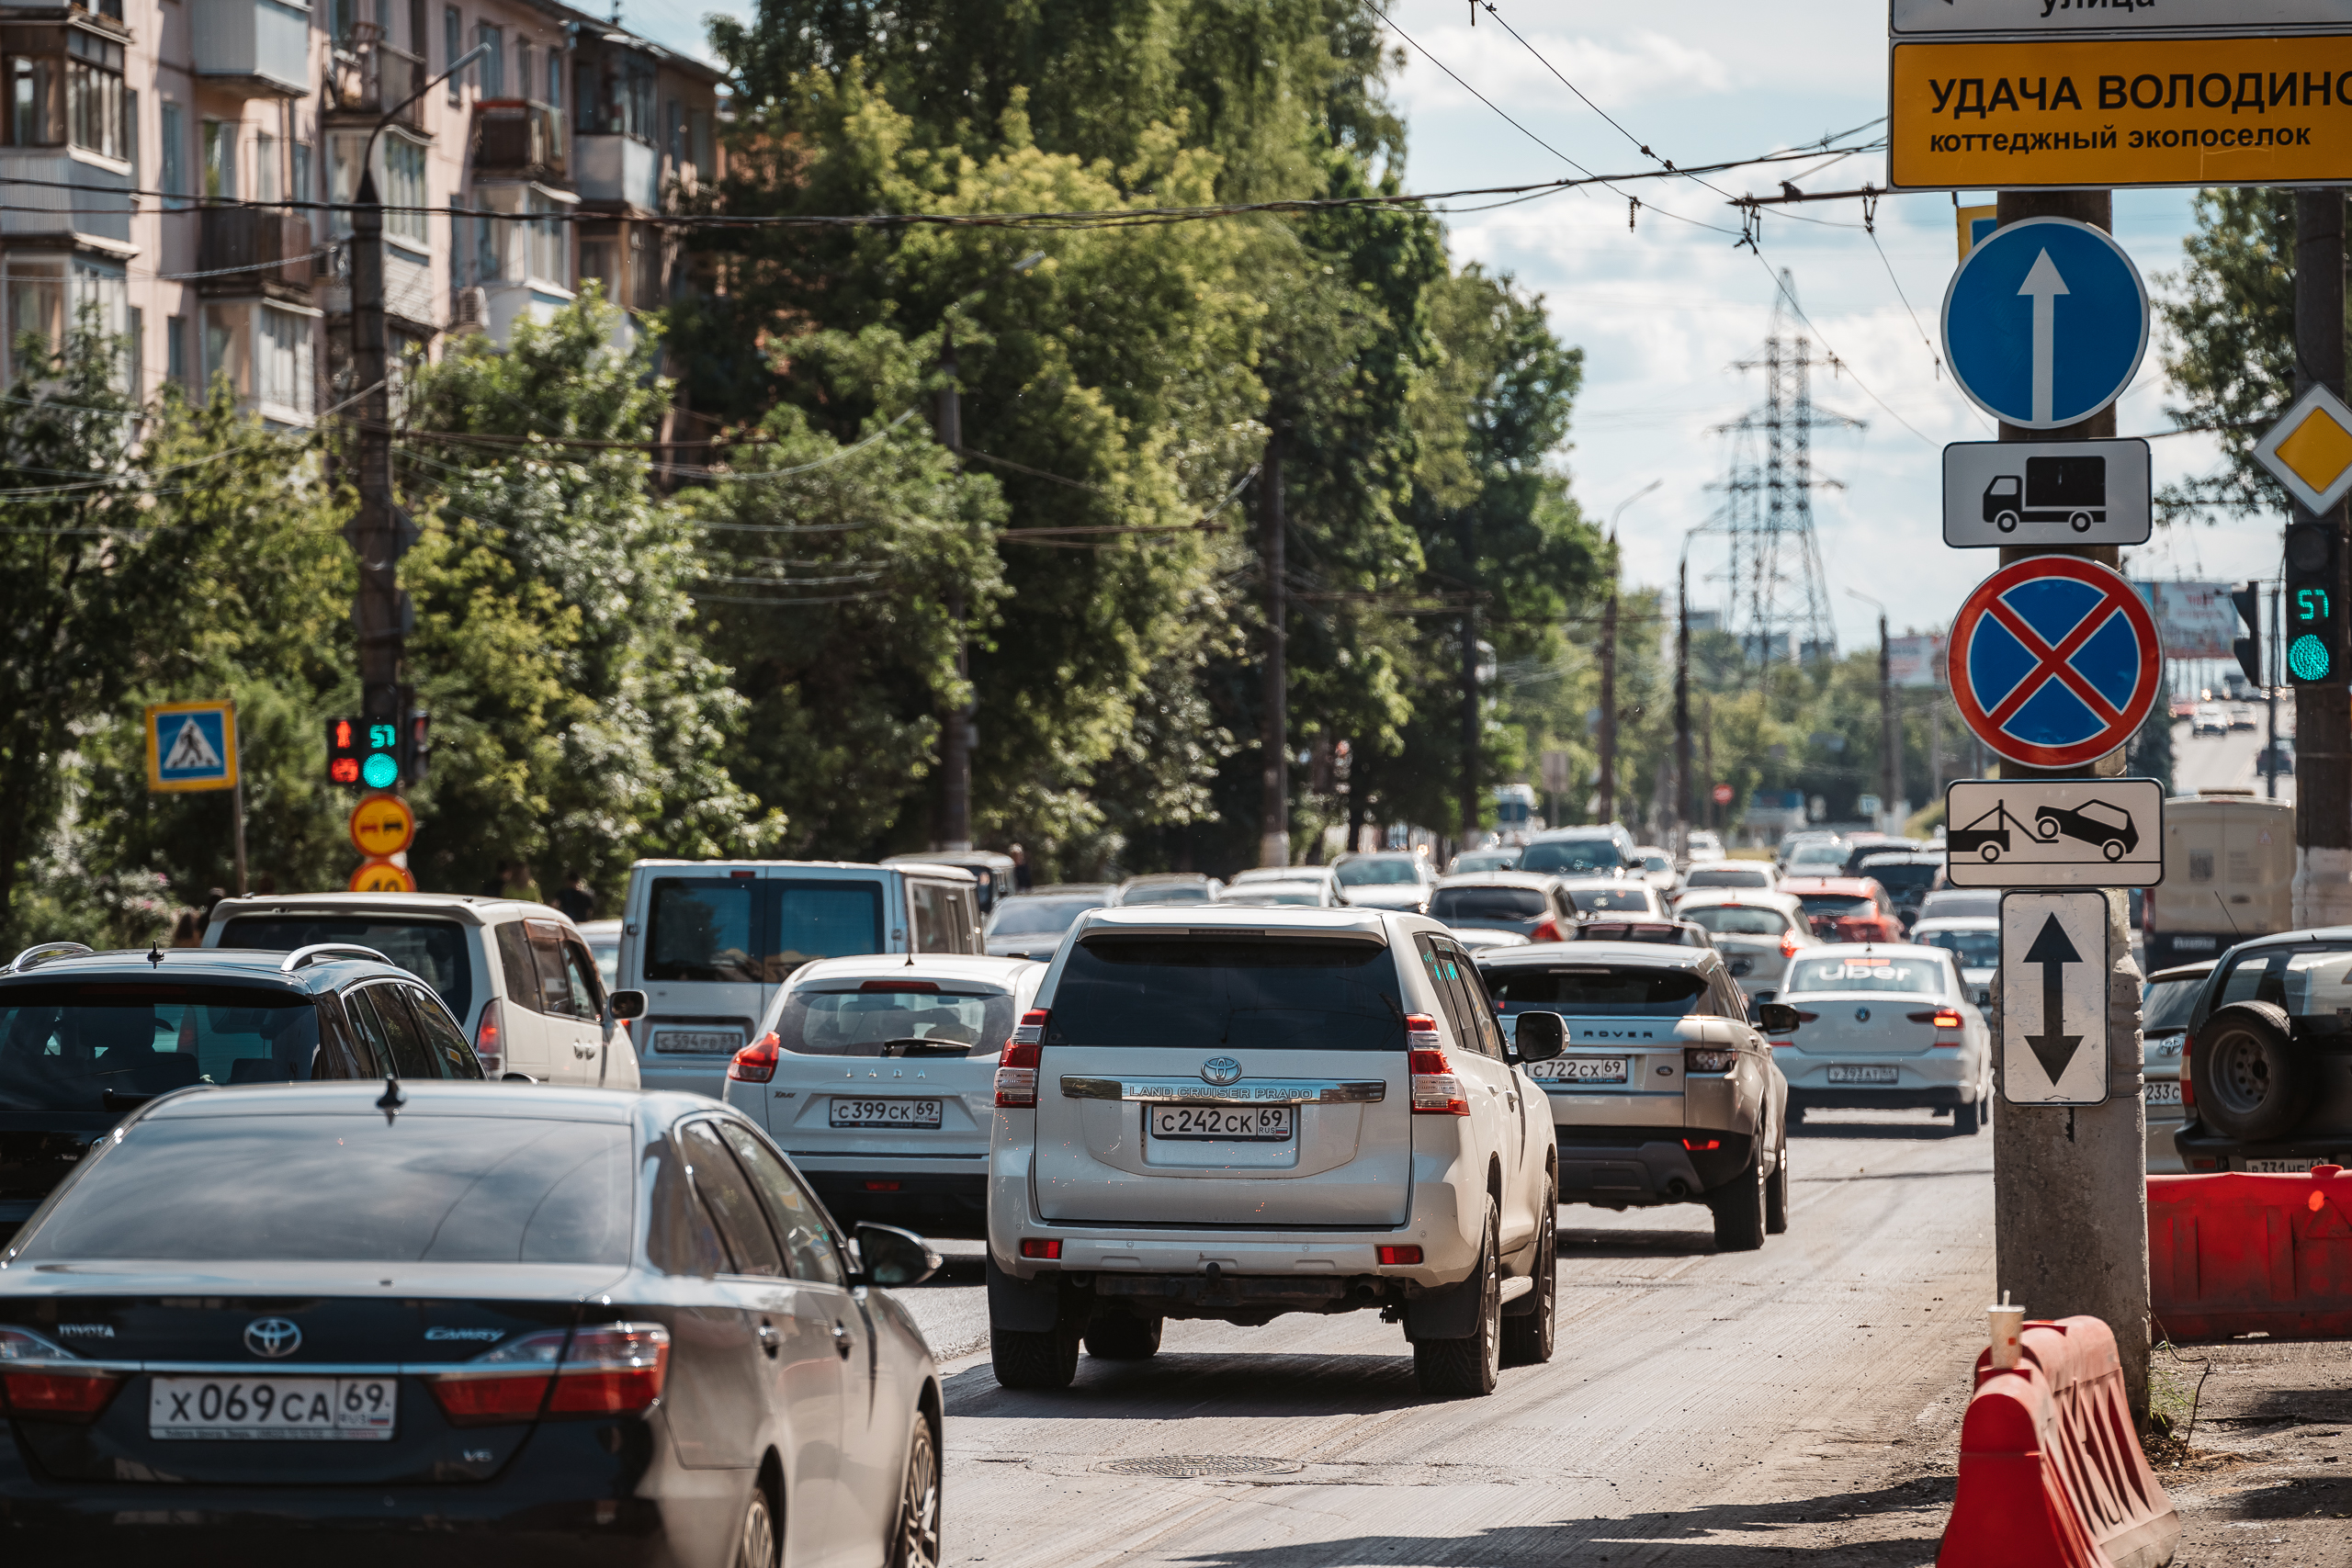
[
  {"xmin": 1597, "ymin": 479, "xmax": 1659, "ymax": 825},
  {"xmin": 1847, "ymin": 587, "xmax": 1898, "ymax": 830}
]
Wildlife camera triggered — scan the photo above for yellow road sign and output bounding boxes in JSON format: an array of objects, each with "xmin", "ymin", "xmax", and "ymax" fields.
[
  {"xmin": 1956, "ymin": 204, "xmax": 1996, "ymax": 261},
  {"xmin": 1893, "ymin": 38, "xmax": 2352, "ymax": 189},
  {"xmin": 2255, "ymin": 383, "xmax": 2352, "ymax": 512},
  {"xmin": 349, "ymin": 859, "xmax": 417, "ymax": 894},
  {"xmin": 143, "ymin": 700, "xmax": 238, "ymax": 794},
  {"xmin": 347, "ymin": 793, "xmax": 417, "ymax": 857}
]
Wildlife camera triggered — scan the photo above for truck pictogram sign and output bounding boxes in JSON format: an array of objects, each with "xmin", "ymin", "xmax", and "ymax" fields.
[{"xmin": 1943, "ymin": 438, "xmax": 2150, "ymax": 547}]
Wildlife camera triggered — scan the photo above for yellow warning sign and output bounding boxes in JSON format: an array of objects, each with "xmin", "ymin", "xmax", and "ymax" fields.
[
  {"xmin": 349, "ymin": 859, "xmax": 417, "ymax": 894},
  {"xmin": 1956, "ymin": 204, "xmax": 1996, "ymax": 261},
  {"xmin": 347, "ymin": 793, "xmax": 416, "ymax": 858},
  {"xmin": 1892, "ymin": 37, "xmax": 2352, "ymax": 190},
  {"xmin": 2255, "ymin": 383, "xmax": 2352, "ymax": 513}
]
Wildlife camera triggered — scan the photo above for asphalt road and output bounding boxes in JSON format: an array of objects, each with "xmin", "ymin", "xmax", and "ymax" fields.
[
  {"xmin": 2173, "ymin": 716, "xmax": 2293, "ymax": 805},
  {"xmin": 890, "ymin": 1111, "xmax": 1996, "ymax": 1568}
]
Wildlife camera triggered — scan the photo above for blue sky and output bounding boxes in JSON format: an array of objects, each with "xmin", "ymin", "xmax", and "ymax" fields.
[{"xmin": 625, "ymin": 0, "xmax": 2269, "ymax": 651}]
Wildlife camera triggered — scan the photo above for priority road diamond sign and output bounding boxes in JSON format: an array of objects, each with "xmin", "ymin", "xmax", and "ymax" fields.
[
  {"xmin": 2253, "ymin": 383, "xmax": 2352, "ymax": 513},
  {"xmin": 144, "ymin": 701, "xmax": 238, "ymax": 794},
  {"xmin": 1999, "ymin": 890, "xmax": 2110, "ymax": 1107},
  {"xmin": 1949, "ymin": 558, "xmax": 2164, "ymax": 770}
]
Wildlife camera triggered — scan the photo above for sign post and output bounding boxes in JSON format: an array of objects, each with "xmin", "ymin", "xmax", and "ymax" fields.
[{"xmin": 144, "ymin": 700, "xmax": 246, "ymax": 897}]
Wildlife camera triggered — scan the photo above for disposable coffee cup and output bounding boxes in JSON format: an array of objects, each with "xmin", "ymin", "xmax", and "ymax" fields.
[{"xmin": 1988, "ymin": 1301, "xmax": 2025, "ymax": 1370}]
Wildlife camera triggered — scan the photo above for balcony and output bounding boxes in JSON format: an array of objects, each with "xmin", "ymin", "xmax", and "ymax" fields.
[
  {"xmin": 324, "ymin": 28, "xmax": 426, "ymax": 132},
  {"xmin": 0, "ymin": 148, "xmax": 131, "ymax": 250},
  {"xmin": 474, "ymin": 100, "xmax": 565, "ymax": 184},
  {"xmin": 192, "ymin": 0, "xmax": 311, "ymax": 98},
  {"xmin": 574, "ymin": 134, "xmax": 658, "ymax": 212},
  {"xmin": 197, "ymin": 206, "xmax": 314, "ymax": 300}
]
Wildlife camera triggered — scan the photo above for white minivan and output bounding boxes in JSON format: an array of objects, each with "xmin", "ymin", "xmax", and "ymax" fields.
[
  {"xmin": 202, "ymin": 892, "xmax": 637, "ymax": 1087},
  {"xmin": 617, "ymin": 859, "xmax": 986, "ymax": 1097}
]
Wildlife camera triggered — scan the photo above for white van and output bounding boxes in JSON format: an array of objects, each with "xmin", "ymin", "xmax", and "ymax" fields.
[
  {"xmin": 201, "ymin": 892, "xmax": 638, "ymax": 1088},
  {"xmin": 617, "ymin": 859, "xmax": 985, "ymax": 1097}
]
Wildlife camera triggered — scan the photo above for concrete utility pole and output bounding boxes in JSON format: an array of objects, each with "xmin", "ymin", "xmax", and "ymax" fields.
[
  {"xmin": 1675, "ymin": 558, "xmax": 1692, "ymax": 854},
  {"xmin": 1258, "ymin": 424, "xmax": 1289, "ymax": 868},
  {"xmin": 1988, "ymin": 187, "xmax": 2151, "ymax": 1419},
  {"xmin": 1459, "ymin": 512, "xmax": 1478, "ymax": 852},
  {"xmin": 2293, "ymin": 192, "xmax": 2352, "ymax": 924},
  {"xmin": 1849, "ymin": 587, "xmax": 1899, "ymax": 829},
  {"xmin": 1597, "ymin": 481, "xmax": 1657, "ymax": 828},
  {"xmin": 934, "ymin": 330, "xmax": 971, "ymax": 852}
]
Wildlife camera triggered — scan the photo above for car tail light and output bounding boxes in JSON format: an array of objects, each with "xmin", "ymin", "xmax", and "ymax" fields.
[
  {"xmin": 473, "ymin": 999, "xmax": 503, "ymax": 1077},
  {"xmin": 1681, "ymin": 1137, "xmax": 1722, "ymax": 1152},
  {"xmin": 1377, "ymin": 1246, "xmax": 1422, "ymax": 1265},
  {"xmin": 729, "ymin": 1032, "xmax": 780, "ymax": 1084},
  {"xmin": 996, "ymin": 1022, "xmax": 1043, "ymax": 1107},
  {"xmin": 0, "ymin": 1328, "xmax": 121, "ymax": 1424},
  {"xmin": 1684, "ymin": 1047, "xmax": 1736, "ymax": 1074},
  {"xmin": 1405, "ymin": 1012, "xmax": 1442, "ymax": 1051},
  {"xmin": 1021, "ymin": 1238, "xmax": 1061, "ymax": 1259},
  {"xmin": 2180, "ymin": 1064, "xmax": 2197, "ymax": 1112},
  {"xmin": 1780, "ymin": 930, "xmax": 1802, "ymax": 957},
  {"xmin": 1409, "ymin": 1048, "xmax": 1469, "ymax": 1115},
  {"xmin": 1530, "ymin": 919, "xmax": 1563, "ymax": 943},
  {"xmin": 865, "ymin": 1180, "xmax": 900, "ymax": 1192},
  {"xmin": 424, "ymin": 1323, "xmax": 670, "ymax": 1427}
]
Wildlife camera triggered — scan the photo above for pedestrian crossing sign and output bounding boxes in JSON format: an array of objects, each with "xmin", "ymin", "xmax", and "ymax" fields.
[{"xmin": 144, "ymin": 701, "xmax": 238, "ymax": 794}]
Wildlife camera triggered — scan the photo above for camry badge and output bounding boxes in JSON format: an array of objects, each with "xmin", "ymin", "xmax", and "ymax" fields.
[
  {"xmin": 243, "ymin": 1318, "xmax": 301, "ymax": 1359},
  {"xmin": 1854, "ymin": 1007, "xmax": 1871, "ymax": 1023},
  {"xmin": 1201, "ymin": 1056, "xmax": 1242, "ymax": 1087}
]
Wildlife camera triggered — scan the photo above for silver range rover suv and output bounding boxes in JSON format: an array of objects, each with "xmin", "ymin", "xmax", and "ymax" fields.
[{"xmin": 986, "ymin": 906, "xmax": 1564, "ymax": 1398}]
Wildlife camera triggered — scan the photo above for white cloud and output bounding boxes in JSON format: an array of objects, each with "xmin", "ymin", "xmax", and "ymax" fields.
[{"xmin": 1389, "ymin": 27, "xmax": 1733, "ymax": 118}]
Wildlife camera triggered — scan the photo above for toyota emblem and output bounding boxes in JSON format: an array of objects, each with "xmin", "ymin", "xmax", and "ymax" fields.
[
  {"xmin": 1854, "ymin": 1007, "xmax": 1871, "ymax": 1023},
  {"xmin": 1200, "ymin": 1056, "xmax": 1242, "ymax": 1087},
  {"xmin": 244, "ymin": 1317, "xmax": 301, "ymax": 1359}
]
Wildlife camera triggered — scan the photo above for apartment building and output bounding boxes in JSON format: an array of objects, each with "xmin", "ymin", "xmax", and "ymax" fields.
[{"xmin": 0, "ymin": 0, "xmax": 721, "ymax": 427}]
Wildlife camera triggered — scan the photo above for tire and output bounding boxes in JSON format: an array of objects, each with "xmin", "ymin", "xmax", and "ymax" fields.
[
  {"xmin": 736, "ymin": 1483, "xmax": 778, "ymax": 1568},
  {"xmin": 2070, "ymin": 510, "xmax": 2094, "ymax": 532},
  {"xmin": 1980, "ymin": 842, "xmax": 2001, "ymax": 863},
  {"xmin": 2101, "ymin": 838, "xmax": 2125, "ymax": 862},
  {"xmin": 1764, "ymin": 1141, "xmax": 1789, "ymax": 1235},
  {"xmin": 989, "ymin": 1314, "xmax": 1082, "ymax": 1391},
  {"xmin": 2034, "ymin": 814, "xmax": 2061, "ymax": 841},
  {"xmin": 1082, "ymin": 1313, "xmax": 1163, "ymax": 1360},
  {"xmin": 1709, "ymin": 1155, "xmax": 1767, "ymax": 1252},
  {"xmin": 1500, "ymin": 1181, "xmax": 1556, "ymax": 1368},
  {"xmin": 1953, "ymin": 1098, "xmax": 1981, "ymax": 1136},
  {"xmin": 2193, "ymin": 1003, "xmax": 2313, "ymax": 1143},
  {"xmin": 1996, "ymin": 510, "xmax": 2020, "ymax": 532},
  {"xmin": 888, "ymin": 1415, "xmax": 943, "ymax": 1568},
  {"xmin": 1414, "ymin": 1205, "xmax": 1501, "ymax": 1398}
]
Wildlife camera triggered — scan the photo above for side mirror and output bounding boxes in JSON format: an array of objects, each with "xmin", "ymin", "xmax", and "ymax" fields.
[
  {"xmin": 1512, "ymin": 1010, "xmax": 1566, "ymax": 1062},
  {"xmin": 608, "ymin": 989, "xmax": 648, "ymax": 1021},
  {"xmin": 1756, "ymin": 1001, "xmax": 1802, "ymax": 1035},
  {"xmin": 1726, "ymin": 956, "xmax": 1754, "ymax": 977},
  {"xmin": 853, "ymin": 1222, "xmax": 941, "ymax": 1288}
]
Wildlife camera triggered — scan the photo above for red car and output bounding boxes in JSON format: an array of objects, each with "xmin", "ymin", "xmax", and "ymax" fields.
[{"xmin": 1777, "ymin": 876, "xmax": 1905, "ymax": 944}]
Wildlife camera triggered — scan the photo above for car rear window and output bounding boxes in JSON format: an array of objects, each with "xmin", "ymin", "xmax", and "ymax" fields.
[
  {"xmin": 1684, "ymin": 867, "xmax": 1767, "ymax": 889},
  {"xmin": 1680, "ymin": 905, "xmax": 1790, "ymax": 937},
  {"xmin": 2143, "ymin": 974, "xmax": 2205, "ymax": 1033},
  {"xmin": 1520, "ymin": 840, "xmax": 1623, "ymax": 876},
  {"xmin": 645, "ymin": 876, "xmax": 884, "ymax": 983},
  {"xmin": 775, "ymin": 986, "xmax": 1016, "ymax": 1058},
  {"xmin": 1046, "ymin": 937, "xmax": 1404, "ymax": 1052},
  {"xmin": 1917, "ymin": 928, "xmax": 1999, "ymax": 969},
  {"xmin": 14, "ymin": 1115, "xmax": 632, "ymax": 1264},
  {"xmin": 988, "ymin": 895, "xmax": 1102, "ymax": 938},
  {"xmin": 1569, "ymin": 886, "xmax": 1652, "ymax": 914},
  {"xmin": 1120, "ymin": 885, "xmax": 1214, "ymax": 906},
  {"xmin": 0, "ymin": 983, "xmax": 325, "ymax": 1112},
  {"xmin": 1785, "ymin": 956, "xmax": 1947, "ymax": 996},
  {"xmin": 1481, "ymin": 964, "xmax": 1709, "ymax": 1018},
  {"xmin": 1795, "ymin": 895, "xmax": 1875, "ymax": 919},
  {"xmin": 1334, "ymin": 858, "xmax": 1423, "ymax": 887},
  {"xmin": 214, "ymin": 916, "xmax": 471, "ymax": 1021},
  {"xmin": 1431, "ymin": 886, "xmax": 1547, "ymax": 922},
  {"xmin": 1862, "ymin": 861, "xmax": 1939, "ymax": 893},
  {"xmin": 2209, "ymin": 944, "xmax": 2352, "ymax": 1023}
]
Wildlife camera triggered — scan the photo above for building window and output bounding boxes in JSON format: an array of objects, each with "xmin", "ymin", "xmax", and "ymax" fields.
[
  {"xmin": 202, "ymin": 118, "xmax": 235, "ymax": 198},
  {"xmin": 475, "ymin": 23, "xmax": 502, "ymax": 96},
  {"xmin": 9, "ymin": 57, "xmax": 55, "ymax": 146},
  {"xmin": 291, "ymin": 140, "xmax": 311, "ymax": 209},
  {"xmin": 160, "ymin": 99, "xmax": 185, "ymax": 206},
  {"xmin": 578, "ymin": 235, "xmax": 616, "ymax": 301},
  {"xmin": 547, "ymin": 49, "xmax": 561, "ymax": 111},
  {"xmin": 525, "ymin": 190, "xmax": 565, "ymax": 286},
  {"xmin": 166, "ymin": 312, "xmax": 187, "ymax": 387},
  {"xmin": 444, "ymin": 6, "xmax": 461, "ymax": 103},
  {"xmin": 255, "ymin": 130, "xmax": 280, "ymax": 203},
  {"xmin": 125, "ymin": 87, "xmax": 138, "ymax": 183},
  {"xmin": 257, "ymin": 305, "xmax": 312, "ymax": 417},
  {"xmin": 201, "ymin": 301, "xmax": 316, "ymax": 422},
  {"xmin": 691, "ymin": 108, "xmax": 712, "ymax": 183},
  {"xmin": 126, "ymin": 303, "xmax": 141, "ymax": 396},
  {"xmin": 515, "ymin": 39, "xmax": 531, "ymax": 103},
  {"xmin": 664, "ymin": 98, "xmax": 681, "ymax": 168},
  {"xmin": 5, "ymin": 256, "xmax": 64, "ymax": 379},
  {"xmin": 385, "ymin": 133, "xmax": 426, "ymax": 245},
  {"xmin": 65, "ymin": 30, "xmax": 124, "ymax": 159}
]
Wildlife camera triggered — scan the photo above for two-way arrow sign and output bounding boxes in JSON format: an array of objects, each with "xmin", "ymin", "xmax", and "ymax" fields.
[{"xmin": 2000, "ymin": 891, "xmax": 2109, "ymax": 1105}]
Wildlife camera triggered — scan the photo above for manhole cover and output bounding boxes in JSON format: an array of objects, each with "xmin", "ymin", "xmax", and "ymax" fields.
[{"xmin": 1099, "ymin": 1455, "xmax": 1306, "ymax": 1480}]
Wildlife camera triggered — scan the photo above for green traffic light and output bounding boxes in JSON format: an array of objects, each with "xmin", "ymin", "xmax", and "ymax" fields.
[
  {"xmin": 362, "ymin": 752, "xmax": 399, "ymax": 789},
  {"xmin": 2290, "ymin": 632, "xmax": 2334, "ymax": 682}
]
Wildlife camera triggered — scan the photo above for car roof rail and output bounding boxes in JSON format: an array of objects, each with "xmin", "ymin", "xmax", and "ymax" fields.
[
  {"xmin": 8, "ymin": 942, "xmax": 95, "ymax": 974},
  {"xmin": 280, "ymin": 942, "xmax": 392, "ymax": 973}
]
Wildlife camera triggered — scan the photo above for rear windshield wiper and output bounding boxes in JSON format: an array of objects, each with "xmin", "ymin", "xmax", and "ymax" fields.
[{"xmin": 878, "ymin": 1038, "xmax": 973, "ymax": 1058}]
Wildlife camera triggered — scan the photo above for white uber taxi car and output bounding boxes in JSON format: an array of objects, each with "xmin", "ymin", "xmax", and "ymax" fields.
[
  {"xmin": 1478, "ymin": 942, "xmax": 1793, "ymax": 1251},
  {"xmin": 1769, "ymin": 943, "xmax": 1992, "ymax": 1133},
  {"xmin": 725, "ymin": 953, "xmax": 1046, "ymax": 1237},
  {"xmin": 987, "ymin": 906, "xmax": 1562, "ymax": 1398}
]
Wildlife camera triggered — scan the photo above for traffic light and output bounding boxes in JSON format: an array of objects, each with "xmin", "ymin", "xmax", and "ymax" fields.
[
  {"xmin": 2284, "ymin": 522, "xmax": 2346, "ymax": 684},
  {"xmin": 2231, "ymin": 581, "xmax": 2263, "ymax": 688},
  {"xmin": 324, "ymin": 716, "xmax": 403, "ymax": 789},
  {"xmin": 401, "ymin": 708, "xmax": 430, "ymax": 783}
]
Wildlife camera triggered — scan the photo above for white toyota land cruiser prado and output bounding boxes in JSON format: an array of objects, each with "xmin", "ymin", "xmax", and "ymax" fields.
[{"xmin": 986, "ymin": 905, "xmax": 1564, "ymax": 1398}]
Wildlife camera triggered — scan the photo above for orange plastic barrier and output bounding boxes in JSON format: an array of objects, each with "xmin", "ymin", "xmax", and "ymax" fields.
[
  {"xmin": 1936, "ymin": 1316, "xmax": 2178, "ymax": 1568},
  {"xmin": 2148, "ymin": 1165, "xmax": 2352, "ymax": 1343}
]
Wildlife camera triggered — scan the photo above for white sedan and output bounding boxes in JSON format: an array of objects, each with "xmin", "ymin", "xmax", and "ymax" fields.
[{"xmin": 1766, "ymin": 943, "xmax": 1993, "ymax": 1134}]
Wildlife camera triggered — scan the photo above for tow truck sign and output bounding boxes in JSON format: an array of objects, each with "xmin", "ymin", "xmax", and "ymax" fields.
[{"xmin": 1942, "ymin": 778, "xmax": 2165, "ymax": 888}]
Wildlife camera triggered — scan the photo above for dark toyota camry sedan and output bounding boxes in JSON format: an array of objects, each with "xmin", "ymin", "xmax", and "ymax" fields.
[{"xmin": 0, "ymin": 1083, "xmax": 944, "ymax": 1568}]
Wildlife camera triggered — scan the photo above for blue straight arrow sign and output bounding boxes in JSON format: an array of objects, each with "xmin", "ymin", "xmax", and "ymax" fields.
[{"xmin": 1941, "ymin": 218, "xmax": 2149, "ymax": 432}]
